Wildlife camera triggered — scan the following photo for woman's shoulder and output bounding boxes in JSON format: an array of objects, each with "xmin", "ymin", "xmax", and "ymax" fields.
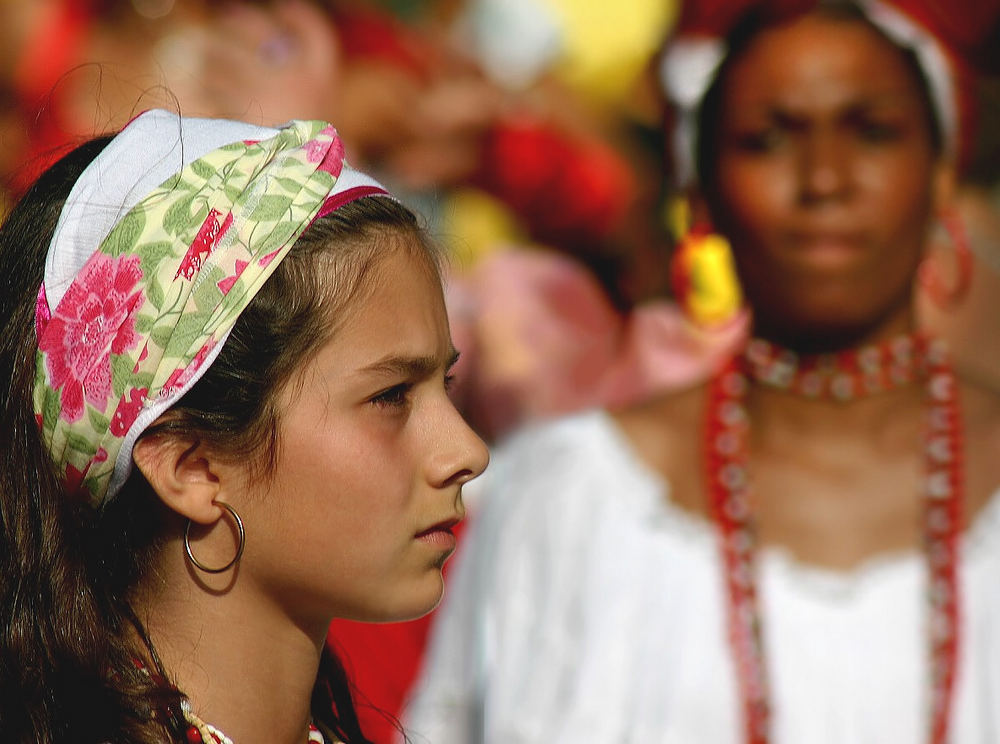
[
  {"xmin": 489, "ymin": 382, "xmax": 709, "ymax": 480},
  {"xmin": 473, "ymin": 405, "xmax": 672, "ymax": 531},
  {"xmin": 962, "ymin": 381, "xmax": 1000, "ymax": 475},
  {"xmin": 484, "ymin": 408, "xmax": 647, "ymax": 499},
  {"xmin": 958, "ymin": 377, "xmax": 1000, "ymax": 524},
  {"xmin": 491, "ymin": 405, "xmax": 642, "ymax": 463},
  {"xmin": 474, "ymin": 384, "xmax": 710, "ymax": 530},
  {"xmin": 611, "ymin": 381, "xmax": 710, "ymax": 504},
  {"xmin": 961, "ymin": 376, "xmax": 1000, "ymax": 434}
]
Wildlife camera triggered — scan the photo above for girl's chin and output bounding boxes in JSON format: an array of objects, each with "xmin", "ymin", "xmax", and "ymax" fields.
[{"xmin": 347, "ymin": 575, "xmax": 445, "ymax": 624}]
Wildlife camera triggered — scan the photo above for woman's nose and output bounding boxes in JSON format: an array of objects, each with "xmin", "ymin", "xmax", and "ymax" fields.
[{"xmin": 798, "ymin": 130, "xmax": 851, "ymax": 204}]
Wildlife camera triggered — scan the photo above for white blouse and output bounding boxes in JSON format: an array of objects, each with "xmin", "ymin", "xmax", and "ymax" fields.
[{"xmin": 403, "ymin": 410, "xmax": 1000, "ymax": 744}]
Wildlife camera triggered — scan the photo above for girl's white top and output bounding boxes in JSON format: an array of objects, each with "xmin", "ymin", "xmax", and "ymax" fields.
[{"xmin": 404, "ymin": 409, "xmax": 1000, "ymax": 743}]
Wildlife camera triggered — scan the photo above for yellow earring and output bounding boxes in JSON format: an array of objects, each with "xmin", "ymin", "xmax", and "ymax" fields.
[{"xmin": 667, "ymin": 197, "xmax": 742, "ymax": 327}]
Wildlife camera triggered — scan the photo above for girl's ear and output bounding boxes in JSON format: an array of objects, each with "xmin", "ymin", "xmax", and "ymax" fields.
[{"xmin": 132, "ymin": 434, "xmax": 225, "ymax": 526}]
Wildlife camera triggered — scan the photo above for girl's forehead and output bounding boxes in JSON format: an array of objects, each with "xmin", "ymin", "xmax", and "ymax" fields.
[{"xmin": 330, "ymin": 246, "xmax": 444, "ymax": 336}]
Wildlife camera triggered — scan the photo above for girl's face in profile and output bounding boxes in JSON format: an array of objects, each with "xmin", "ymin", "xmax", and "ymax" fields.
[
  {"xmin": 238, "ymin": 240, "xmax": 488, "ymax": 632},
  {"xmin": 706, "ymin": 12, "xmax": 952, "ymax": 343}
]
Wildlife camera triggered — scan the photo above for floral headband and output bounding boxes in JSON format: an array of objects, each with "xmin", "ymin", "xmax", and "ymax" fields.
[
  {"xmin": 33, "ymin": 109, "xmax": 389, "ymax": 506},
  {"xmin": 659, "ymin": 0, "xmax": 964, "ymax": 186}
]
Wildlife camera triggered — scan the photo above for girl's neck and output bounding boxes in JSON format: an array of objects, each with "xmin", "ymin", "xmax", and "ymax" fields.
[{"xmin": 133, "ymin": 535, "xmax": 324, "ymax": 744}]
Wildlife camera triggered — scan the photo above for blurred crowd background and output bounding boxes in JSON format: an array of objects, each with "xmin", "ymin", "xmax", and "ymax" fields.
[
  {"xmin": 1, "ymin": 1, "xmax": 997, "ymax": 741},
  {"xmin": 2, "ymin": 0, "xmax": 997, "ymax": 440},
  {"xmin": 0, "ymin": 0, "xmax": 759, "ymax": 446}
]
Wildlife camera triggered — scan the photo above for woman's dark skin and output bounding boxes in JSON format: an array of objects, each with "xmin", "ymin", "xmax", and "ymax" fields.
[{"xmin": 618, "ymin": 11, "xmax": 1000, "ymax": 572}]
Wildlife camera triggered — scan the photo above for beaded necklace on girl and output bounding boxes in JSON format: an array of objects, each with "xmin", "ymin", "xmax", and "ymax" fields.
[{"xmin": 181, "ymin": 702, "xmax": 328, "ymax": 744}]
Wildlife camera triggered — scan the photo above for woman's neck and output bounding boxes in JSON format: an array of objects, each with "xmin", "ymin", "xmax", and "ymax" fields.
[
  {"xmin": 745, "ymin": 374, "xmax": 927, "ymax": 446},
  {"xmin": 740, "ymin": 321, "xmax": 930, "ymax": 444},
  {"xmin": 750, "ymin": 305, "xmax": 917, "ymax": 356},
  {"xmin": 133, "ymin": 534, "xmax": 323, "ymax": 744}
]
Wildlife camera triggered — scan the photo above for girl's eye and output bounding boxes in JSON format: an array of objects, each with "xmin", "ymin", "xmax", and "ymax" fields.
[
  {"xmin": 371, "ymin": 384, "xmax": 410, "ymax": 408},
  {"xmin": 444, "ymin": 373, "xmax": 456, "ymax": 392}
]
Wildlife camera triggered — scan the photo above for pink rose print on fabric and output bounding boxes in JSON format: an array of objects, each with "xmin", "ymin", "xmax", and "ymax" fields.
[
  {"xmin": 35, "ymin": 283, "xmax": 51, "ymax": 340},
  {"xmin": 175, "ymin": 209, "xmax": 234, "ymax": 280},
  {"xmin": 319, "ymin": 134, "xmax": 344, "ymax": 177},
  {"xmin": 131, "ymin": 342, "xmax": 150, "ymax": 374},
  {"xmin": 110, "ymin": 387, "xmax": 148, "ymax": 437},
  {"xmin": 304, "ymin": 127, "xmax": 344, "ymax": 177},
  {"xmin": 217, "ymin": 259, "xmax": 248, "ymax": 295},
  {"xmin": 258, "ymin": 249, "xmax": 281, "ymax": 268},
  {"xmin": 161, "ymin": 340, "xmax": 216, "ymax": 399},
  {"xmin": 38, "ymin": 253, "xmax": 144, "ymax": 423},
  {"xmin": 303, "ymin": 135, "xmax": 327, "ymax": 163}
]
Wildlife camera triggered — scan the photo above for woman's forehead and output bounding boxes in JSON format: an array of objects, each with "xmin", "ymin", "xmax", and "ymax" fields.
[{"xmin": 715, "ymin": 13, "xmax": 936, "ymax": 124}]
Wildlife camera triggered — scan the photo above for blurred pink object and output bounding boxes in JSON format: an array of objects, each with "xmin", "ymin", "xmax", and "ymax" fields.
[{"xmin": 447, "ymin": 247, "xmax": 748, "ymax": 440}]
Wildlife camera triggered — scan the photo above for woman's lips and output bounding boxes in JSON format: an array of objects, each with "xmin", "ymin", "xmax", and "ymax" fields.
[{"xmin": 786, "ymin": 230, "xmax": 867, "ymax": 267}]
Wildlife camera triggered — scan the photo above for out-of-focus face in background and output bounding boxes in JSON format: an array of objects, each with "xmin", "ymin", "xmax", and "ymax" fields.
[{"xmin": 703, "ymin": 11, "xmax": 951, "ymax": 347}]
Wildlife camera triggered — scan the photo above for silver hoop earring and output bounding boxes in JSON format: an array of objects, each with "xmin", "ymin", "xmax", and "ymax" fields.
[{"xmin": 184, "ymin": 502, "xmax": 245, "ymax": 574}]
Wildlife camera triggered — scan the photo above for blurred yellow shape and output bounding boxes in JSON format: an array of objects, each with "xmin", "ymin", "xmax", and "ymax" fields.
[{"xmin": 542, "ymin": 0, "xmax": 678, "ymax": 105}]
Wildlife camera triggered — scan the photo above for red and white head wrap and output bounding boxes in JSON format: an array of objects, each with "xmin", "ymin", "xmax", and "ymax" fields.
[{"xmin": 659, "ymin": 0, "xmax": 984, "ymax": 187}]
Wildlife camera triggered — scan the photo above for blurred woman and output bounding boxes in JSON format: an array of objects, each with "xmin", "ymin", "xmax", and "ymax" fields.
[{"xmin": 404, "ymin": 2, "xmax": 1000, "ymax": 742}]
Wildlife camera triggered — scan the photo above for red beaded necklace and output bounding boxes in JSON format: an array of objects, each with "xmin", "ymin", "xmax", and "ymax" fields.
[{"xmin": 704, "ymin": 334, "xmax": 963, "ymax": 744}]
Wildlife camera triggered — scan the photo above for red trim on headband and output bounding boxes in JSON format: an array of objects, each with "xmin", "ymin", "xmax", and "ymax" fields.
[{"xmin": 316, "ymin": 185, "xmax": 390, "ymax": 220}]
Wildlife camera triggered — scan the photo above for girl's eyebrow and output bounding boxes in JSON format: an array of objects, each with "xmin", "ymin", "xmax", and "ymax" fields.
[{"xmin": 361, "ymin": 349, "xmax": 460, "ymax": 377}]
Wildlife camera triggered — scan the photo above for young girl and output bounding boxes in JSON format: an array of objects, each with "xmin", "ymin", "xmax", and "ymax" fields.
[{"xmin": 0, "ymin": 109, "xmax": 488, "ymax": 743}]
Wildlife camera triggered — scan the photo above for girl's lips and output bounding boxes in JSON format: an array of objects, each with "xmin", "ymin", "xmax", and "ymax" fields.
[
  {"xmin": 415, "ymin": 517, "xmax": 461, "ymax": 550},
  {"xmin": 416, "ymin": 524, "xmax": 457, "ymax": 551}
]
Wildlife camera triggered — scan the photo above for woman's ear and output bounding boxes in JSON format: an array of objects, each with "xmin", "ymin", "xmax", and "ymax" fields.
[
  {"xmin": 132, "ymin": 434, "xmax": 224, "ymax": 526},
  {"xmin": 932, "ymin": 158, "xmax": 958, "ymax": 214},
  {"xmin": 689, "ymin": 189, "xmax": 713, "ymax": 229}
]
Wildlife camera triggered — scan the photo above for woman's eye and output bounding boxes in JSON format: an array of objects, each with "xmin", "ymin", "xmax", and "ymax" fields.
[
  {"xmin": 371, "ymin": 384, "xmax": 410, "ymax": 408},
  {"xmin": 856, "ymin": 120, "xmax": 901, "ymax": 143},
  {"xmin": 733, "ymin": 128, "xmax": 785, "ymax": 153},
  {"xmin": 444, "ymin": 373, "xmax": 456, "ymax": 392}
]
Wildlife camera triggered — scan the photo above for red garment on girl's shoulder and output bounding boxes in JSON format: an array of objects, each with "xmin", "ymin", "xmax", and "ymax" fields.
[{"xmin": 327, "ymin": 521, "xmax": 467, "ymax": 744}]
